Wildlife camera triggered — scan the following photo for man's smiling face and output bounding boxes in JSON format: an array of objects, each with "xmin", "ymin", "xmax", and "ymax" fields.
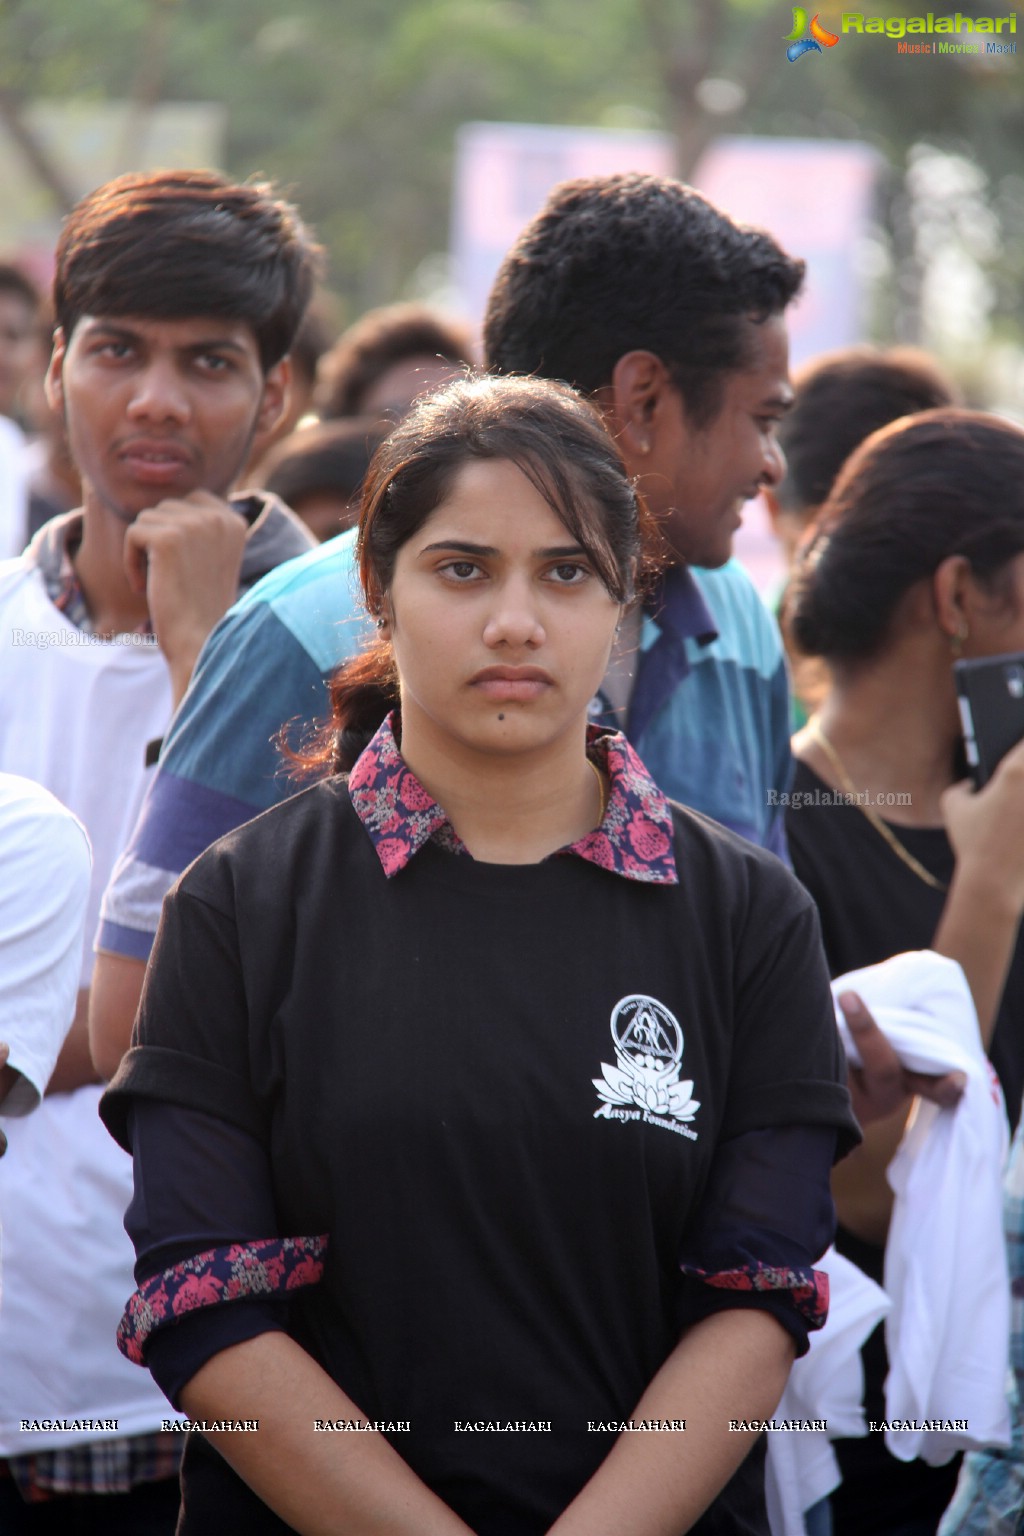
[{"xmin": 641, "ymin": 314, "xmax": 793, "ymax": 569}]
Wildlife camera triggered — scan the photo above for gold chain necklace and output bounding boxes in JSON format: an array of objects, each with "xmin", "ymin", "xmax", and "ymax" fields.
[
  {"xmin": 806, "ymin": 718, "xmax": 947, "ymax": 892},
  {"xmin": 588, "ymin": 757, "xmax": 608, "ymax": 823}
]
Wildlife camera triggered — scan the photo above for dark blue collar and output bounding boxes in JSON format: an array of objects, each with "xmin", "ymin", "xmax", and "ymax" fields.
[
  {"xmin": 615, "ymin": 564, "xmax": 720, "ymax": 744},
  {"xmin": 643, "ymin": 564, "xmax": 718, "ymax": 647}
]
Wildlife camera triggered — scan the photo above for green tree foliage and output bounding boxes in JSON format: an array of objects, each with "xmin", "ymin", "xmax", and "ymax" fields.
[{"xmin": 1, "ymin": 0, "xmax": 1021, "ymax": 354}]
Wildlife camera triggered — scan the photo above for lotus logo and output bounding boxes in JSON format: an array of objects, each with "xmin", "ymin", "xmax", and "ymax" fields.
[{"xmin": 785, "ymin": 7, "xmax": 840, "ymax": 59}]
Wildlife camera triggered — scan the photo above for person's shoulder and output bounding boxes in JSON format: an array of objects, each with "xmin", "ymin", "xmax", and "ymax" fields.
[
  {"xmin": 178, "ymin": 775, "xmax": 355, "ymax": 898},
  {"xmin": 667, "ymin": 795, "xmax": 782, "ymax": 864},
  {"xmin": 0, "ymin": 772, "xmax": 92, "ymax": 884},
  {"xmin": 0, "ymin": 770, "xmax": 75, "ymax": 824},
  {"xmin": 666, "ymin": 797, "xmax": 813, "ymax": 914},
  {"xmin": 202, "ymin": 772, "xmax": 351, "ymax": 856},
  {"xmin": 0, "ymin": 515, "xmax": 83, "ymax": 619},
  {"xmin": 212, "ymin": 525, "xmax": 365, "ymax": 678},
  {"xmin": 236, "ymin": 491, "xmax": 316, "ymax": 589},
  {"xmin": 0, "ymin": 547, "xmax": 37, "ymax": 605},
  {"xmin": 784, "ymin": 757, "xmax": 876, "ymax": 885},
  {"xmin": 159, "ymin": 539, "xmax": 364, "ymax": 796},
  {"xmin": 689, "ymin": 559, "xmax": 784, "ymax": 675},
  {"xmin": 689, "ymin": 556, "xmax": 762, "ymax": 605},
  {"xmin": 233, "ymin": 524, "xmax": 358, "ymax": 615},
  {"xmin": 785, "ymin": 758, "xmax": 848, "ymax": 823},
  {"xmin": 789, "ymin": 756, "xmax": 824, "ymax": 793}
]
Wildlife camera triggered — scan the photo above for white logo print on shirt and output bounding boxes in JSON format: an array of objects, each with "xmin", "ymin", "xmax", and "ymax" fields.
[{"xmin": 593, "ymin": 994, "xmax": 700, "ymax": 1139}]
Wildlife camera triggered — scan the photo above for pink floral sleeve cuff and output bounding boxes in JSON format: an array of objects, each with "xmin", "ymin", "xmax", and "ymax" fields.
[
  {"xmin": 680, "ymin": 1260, "xmax": 829, "ymax": 1332},
  {"xmin": 117, "ymin": 1234, "xmax": 329, "ymax": 1365}
]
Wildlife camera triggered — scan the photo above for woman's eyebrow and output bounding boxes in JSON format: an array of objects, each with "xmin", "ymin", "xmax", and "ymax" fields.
[
  {"xmin": 419, "ymin": 540, "xmax": 499, "ymax": 556},
  {"xmin": 417, "ymin": 540, "xmax": 589, "ymax": 558}
]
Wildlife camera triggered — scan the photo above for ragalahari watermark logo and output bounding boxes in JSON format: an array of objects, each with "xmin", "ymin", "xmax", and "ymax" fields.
[
  {"xmin": 786, "ymin": 9, "xmax": 1017, "ymax": 60},
  {"xmin": 843, "ymin": 10, "xmax": 1016, "ymax": 54},
  {"xmin": 785, "ymin": 8, "xmax": 840, "ymax": 59}
]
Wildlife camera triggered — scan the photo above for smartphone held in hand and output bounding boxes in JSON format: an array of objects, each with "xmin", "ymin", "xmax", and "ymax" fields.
[{"xmin": 956, "ymin": 652, "xmax": 1024, "ymax": 789}]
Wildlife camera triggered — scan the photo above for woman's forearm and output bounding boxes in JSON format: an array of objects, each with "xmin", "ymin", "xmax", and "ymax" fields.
[
  {"xmin": 932, "ymin": 862, "xmax": 1023, "ymax": 1044},
  {"xmin": 546, "ymin": 1309, "xmax": 796, "ymax": 1536},
  {"xmin": 178, "ymin": 1331, "xmax": 474, "ymax": 1536}
]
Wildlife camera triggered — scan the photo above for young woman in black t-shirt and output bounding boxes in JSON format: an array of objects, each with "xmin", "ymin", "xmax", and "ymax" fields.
[
  {"xmin": 786, "ymin": 407, "xmax": 1024, "ymax": 1536},
  {"xmin": 102, "ymin": 374, "xmax": 857, "ymax": 1536}
]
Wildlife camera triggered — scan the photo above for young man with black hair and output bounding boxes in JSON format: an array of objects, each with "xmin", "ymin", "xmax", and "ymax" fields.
[
  {"xmin": 483, "ymin": 172, "xmax": 800, "ymax": 849},
  {"xmin": 0, "ymin": 168, "xmax": 318, "ymax": 1531}
]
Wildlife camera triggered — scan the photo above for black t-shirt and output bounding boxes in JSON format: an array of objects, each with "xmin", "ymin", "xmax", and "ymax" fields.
[
  {"xmin": 786, "ymin": 759, "xmax": 1024, "ymax": 1123},
  {"xmin": 786, "ymin": 757, "xmax": 1024, "ymax": 1536},
  {"xmin": 104, "ymin": 775, "xmax": 857, "ymax": 1536}
]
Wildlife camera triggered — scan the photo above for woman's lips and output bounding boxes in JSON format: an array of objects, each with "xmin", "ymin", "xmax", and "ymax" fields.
[{"xmin": 469, "ymin": 666, "xmax": 553, "ymax": 702}]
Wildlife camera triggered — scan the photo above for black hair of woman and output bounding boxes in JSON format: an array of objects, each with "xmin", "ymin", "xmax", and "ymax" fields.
[
  {"xmin": 293, "ymin": 372, "xmax": 647, "ymax": 775},
  {"xmin": 789, "ymin": 407, "xmax": 1024, "ymax": 669}
]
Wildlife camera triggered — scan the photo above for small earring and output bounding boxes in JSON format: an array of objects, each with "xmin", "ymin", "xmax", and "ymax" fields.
[
  {"xmin": 636, "ymin": 438, "xmax": 651, "ymax": 457},
  {"xmin": 375, "ymin": 616, "xmax": 386, "ymax": 631},
  {"xmin": 951, "ymin": 623, "xmax": 968, "ymax": 658}
]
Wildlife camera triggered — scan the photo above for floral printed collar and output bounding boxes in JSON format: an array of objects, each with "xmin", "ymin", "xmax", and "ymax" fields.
[{"xmin": 347, "ymin": 713, "xmax": 678, "ymax": 885}]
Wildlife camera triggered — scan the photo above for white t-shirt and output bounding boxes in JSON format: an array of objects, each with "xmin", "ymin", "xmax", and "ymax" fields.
[
  {"xmin": 837, "ymin": 951, "xmax": 1011, "ymax": 1465},
  {"xmin": 0, "ymin": 772, "xmax": 91, "ymax": 1115},
  {"xmin": 0, "ymin": 556, "xmax": 174, "ymax": 1451},
  {"xmin": 0, "ymin": 417, "xmax": 27, "ymax": 562}
]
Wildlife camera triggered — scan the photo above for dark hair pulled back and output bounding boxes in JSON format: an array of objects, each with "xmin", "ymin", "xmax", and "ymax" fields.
[
  {"xmin": 295, "ymin": 372, "xmax": 642, "ymax": 774},
  {"xmin": 789, "ymin": 408, "xmax": 1024, "ymax": 667}
]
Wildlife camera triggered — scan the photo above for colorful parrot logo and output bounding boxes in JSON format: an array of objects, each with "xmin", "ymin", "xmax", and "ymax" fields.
[{"xmin": 785, "ymin": 8, "xmax": 840, "ymax": 60}]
